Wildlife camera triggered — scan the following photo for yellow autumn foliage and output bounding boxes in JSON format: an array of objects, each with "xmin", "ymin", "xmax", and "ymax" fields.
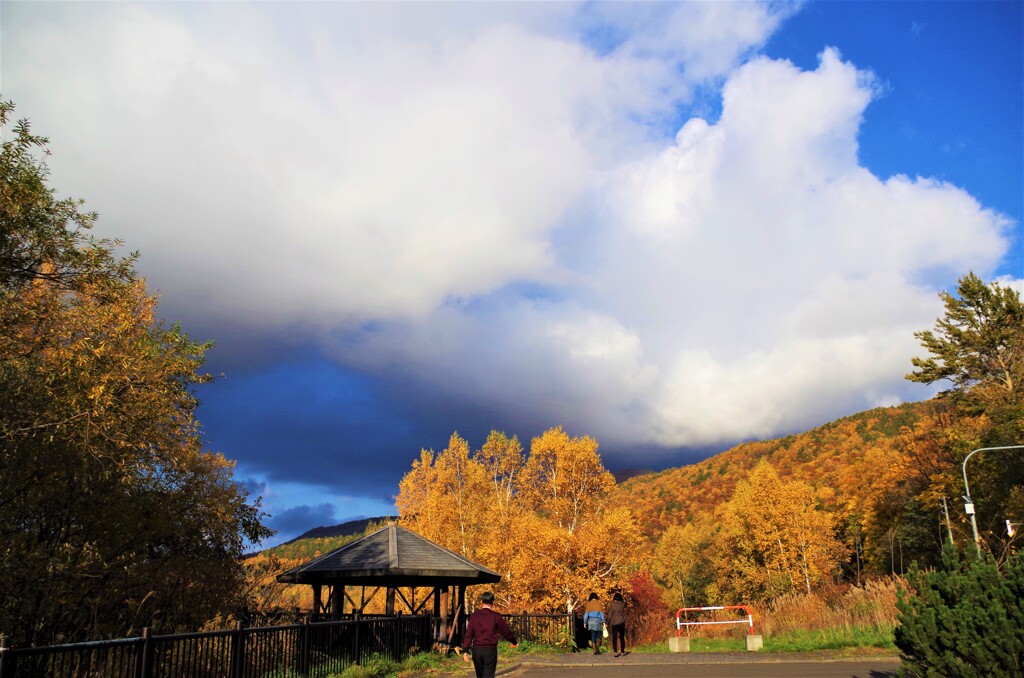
[{"xmin": 396, "ymin": 426, "xmax": 641, "ymax": 613}]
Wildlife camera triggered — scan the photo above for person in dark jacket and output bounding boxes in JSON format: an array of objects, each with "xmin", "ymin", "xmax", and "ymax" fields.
[
  {"xmin": 607, "ymin": 592, "xmax": 628, "ymax": 656},
  {"xmin": 462, "ymin": 591, "xmax": 518, "ymax": 678}
]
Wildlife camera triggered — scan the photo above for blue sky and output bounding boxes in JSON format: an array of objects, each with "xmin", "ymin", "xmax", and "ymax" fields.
[{"xmin": 4, "ymin": 1, "xmax": 1021, "ymax": 547}]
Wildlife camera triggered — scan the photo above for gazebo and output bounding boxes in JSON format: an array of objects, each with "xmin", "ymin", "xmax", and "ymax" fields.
[{"xmin": 276, "ymin": 524, "xmax": 501, "ymax": 636}]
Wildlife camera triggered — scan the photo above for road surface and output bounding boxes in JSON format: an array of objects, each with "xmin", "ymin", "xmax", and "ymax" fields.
[{"xmin": 491, "ymin": 653, "xmax": 899, "ymax": 678}]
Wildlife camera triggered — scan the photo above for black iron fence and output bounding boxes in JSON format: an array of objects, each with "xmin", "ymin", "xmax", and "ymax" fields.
[
  {"xmin": 505, "ymin": 613, "xmax": 573, "ymax": 647},
  {"xmin": 0, "ymin": 612, "xmax": 577, "ymax": 677},
  {"xmin": 0, "ymin": 615, "xmax": 433, "ymax": 678}
]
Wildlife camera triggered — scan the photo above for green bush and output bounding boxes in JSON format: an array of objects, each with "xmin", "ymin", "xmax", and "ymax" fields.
[
  {"xmin": 323, "ymin": 650, "xmax": 455, "ymax": 678},
  {"xmin": 259, "ymin": 670, "xmax": 304, "ymax": 678},
  {"xmin": 399, "ymin": 651, "xmax": 441, "ymax": 672},
  {"xmin": 895, "ymin": 542, "xmax": 1023, "ymax": 677}
]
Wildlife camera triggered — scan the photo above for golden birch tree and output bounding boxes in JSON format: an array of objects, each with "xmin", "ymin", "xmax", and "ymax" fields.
[
  {"xmin": 516, "ymin": 427, "xmax": 639, "ymax": 613},
  {"xmin": 474, "ymin": 431, "xmax": 529, "ymax": 607},
  {"xmin": 396, "ymin": 426, "xmax": 641, "ymax": 613},
  {"xmin": 397, "ymin": 433, "xmax": 490, "ymax": 560},
  {"xmin": 718, "ymin": 461, "xmax": 842, "ymax": 600}
]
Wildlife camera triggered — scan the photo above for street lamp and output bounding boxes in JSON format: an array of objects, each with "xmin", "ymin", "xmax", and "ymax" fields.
[{"xmin": 962, "ymin": 445, "xmax": 1024, "ymax": 556}]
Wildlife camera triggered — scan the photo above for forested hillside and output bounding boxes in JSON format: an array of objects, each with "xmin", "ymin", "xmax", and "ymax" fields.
[
  {"xmin": 610, "ymin": 399, "xmax": 963, "ymax": 605},
  {"xmin": 616, "ymin": 401, "xmax": 926, "ymax": 538}
]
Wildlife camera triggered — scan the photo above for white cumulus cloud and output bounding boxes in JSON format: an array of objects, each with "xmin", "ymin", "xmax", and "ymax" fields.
[{"xmin": 3, "ymin": 3, "xmax": 1015, "ymax": 458}]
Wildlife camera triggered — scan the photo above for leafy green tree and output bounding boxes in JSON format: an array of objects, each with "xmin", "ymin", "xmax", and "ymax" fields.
[
  {"xmin": 650, "ymin": 521, "xmax": 718, "ymax": 607},
  {"xmin": 907, "ymin": 273, "xmax": 1024, "ymax": 552},
  {"xmin": 0, "ymin": 100, "xmax": 134, "ymax": 301},
  {"xmin": 895, "ymin": 542, "xmax": 1023, "ymax": 677},
  {"xmin": 0, "ymin": 99, "xmax": 272, "ymax": 645},
  {"xmin": 908, "ymin": 272, "xmax": 1023, "ymax": 412}
]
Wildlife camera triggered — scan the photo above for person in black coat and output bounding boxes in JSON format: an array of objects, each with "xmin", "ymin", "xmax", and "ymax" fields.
[
  {"xmin": 462, "ymin": 591, "xmax": 518, "ymax": 678},
  {"xmin": 607, "ymin": 592, "xmax": 628, "ymax": 656}
]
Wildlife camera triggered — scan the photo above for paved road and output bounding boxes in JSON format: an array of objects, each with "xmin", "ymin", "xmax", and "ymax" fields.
[
  {"xmin": 503, "ymin": 660, "xmax": 897, "ymax": 677},
  {"xmin": 489, "ymin": 653, "xmax": 899, "ymax": 678}
]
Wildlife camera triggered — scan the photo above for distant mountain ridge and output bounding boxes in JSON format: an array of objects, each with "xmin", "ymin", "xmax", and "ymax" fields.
[{"xmin": 284, "ymin": 516, "xmax": 398, "ymax": 546}]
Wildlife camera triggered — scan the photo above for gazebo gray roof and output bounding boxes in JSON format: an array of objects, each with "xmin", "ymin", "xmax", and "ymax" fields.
[{"xmin": 276, "ymin": 524, "xmax": 501, "ymax": 588}]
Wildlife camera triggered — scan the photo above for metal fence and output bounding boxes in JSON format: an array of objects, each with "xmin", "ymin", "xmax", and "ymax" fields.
[
  {"xmin": 505, "ymin": 613, "xmax": 573, "ymax": 646},
  {"xmin": 0, "ymin": 615, "xmax": 433, "ymax": 678},
  {"xmin": 0, "ymin": 612, "xmax": 577, "ymax": 678}
]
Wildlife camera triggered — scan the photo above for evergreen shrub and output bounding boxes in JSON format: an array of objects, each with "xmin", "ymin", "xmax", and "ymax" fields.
[{"xmin": 895, "ymin": 542, "xmax": 1023, "ymax": 677}]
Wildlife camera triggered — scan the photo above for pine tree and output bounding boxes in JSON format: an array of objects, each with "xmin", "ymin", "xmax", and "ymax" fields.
[{"xmin": 895, "ymin": 542, "xmax": 1023, "ymax": 677}]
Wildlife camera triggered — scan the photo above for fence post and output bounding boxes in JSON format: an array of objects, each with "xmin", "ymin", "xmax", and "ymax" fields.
[
  {"xmin": 298, "ymin": 617, "xmax": 310, "ymax": 676},
  {"xmin": 353, "ymin": 613, "xmax": 361, "ymax": 666},
  {"xmin": 391, "ymin": 612, "xmax": 399, "ymax": 661},
  {"xmin": 0, "ymin": 635, "xmax": 13, "ymax": 678},
  {"xmin": 138, "ymin": 627, "xmax": 154, "ymax": 678},
  {"xmin": 230, "ymin": 620, "xmax": 246, "ymax": 678}
]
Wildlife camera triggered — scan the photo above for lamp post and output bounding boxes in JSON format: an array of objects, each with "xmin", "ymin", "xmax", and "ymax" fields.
[{"xmin": 962, "ymin": 445, "xmax": 1024, "ymax": 556}]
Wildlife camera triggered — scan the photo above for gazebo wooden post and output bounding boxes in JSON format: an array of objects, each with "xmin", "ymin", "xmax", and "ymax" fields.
[
  {"xmin": 311, "ymin": 584, "xmax": 322, "ymax": 620},
  {"xmin": 439, "ymin": 588, "xmax": 449, "ymax": 638},
  {"xmin": 330, "ymin": 584, "xmax": 344, "ymax": 615},
  {"xmin": 457, "ymin": 586, "xmax": 466, "ymax": 640},
  {"xmin": 431, "ymin": 586, "xmax": 442, "ymax": 639},
  {"xmin": 385, "ymin": 587, "xmax": 396, "ymax": 615}
]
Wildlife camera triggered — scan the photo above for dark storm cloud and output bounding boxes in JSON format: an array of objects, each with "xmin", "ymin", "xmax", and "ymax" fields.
[
  {"xmin": 197, "ymin": 356, "xmax": 418, "ymax": 497},
  {"xmin": 265, "ymin": 503, "xmax": 338, "ymax": 540}
]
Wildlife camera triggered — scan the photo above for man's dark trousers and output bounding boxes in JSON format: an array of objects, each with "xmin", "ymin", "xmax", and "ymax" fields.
[{"xmin": 471, "ymin": 646, "xmax": 499, "ymax": 678}]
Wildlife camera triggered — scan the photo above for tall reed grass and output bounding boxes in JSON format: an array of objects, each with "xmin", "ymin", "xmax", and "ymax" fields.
[
  {"xmin": 630, "ymin": 577, "xmax": 901, "ymax": 648},
  {"xmin": 755, "ymin": 578, "xmax": 901, "ymax": 636}
]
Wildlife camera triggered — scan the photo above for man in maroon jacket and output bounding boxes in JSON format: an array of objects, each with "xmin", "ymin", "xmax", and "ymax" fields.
[{"xmin": 462, "ymin": 591, "xmax": 518, "ymax": 678}]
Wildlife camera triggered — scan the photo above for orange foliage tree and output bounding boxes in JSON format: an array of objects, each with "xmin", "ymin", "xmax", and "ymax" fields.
[{"xmin": 396, "ymin": 426, "xmax": 642, "ymax": 613}]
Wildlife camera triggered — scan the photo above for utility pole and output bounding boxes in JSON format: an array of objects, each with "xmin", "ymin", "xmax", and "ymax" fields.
[
  {"xmin": 940, "ymin": 497, "xmax": 954, "ymax": 544},
  {"xmin": 962, "ymin": 445, "xmax": 1024, "ymax": 557}
]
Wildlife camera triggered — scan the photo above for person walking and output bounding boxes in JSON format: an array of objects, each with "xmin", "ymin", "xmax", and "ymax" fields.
[
  {"xmin": 582, "ymin": 592, "xmax": 605, "ymax": 655},
  {"xmin": 462, "ymin": 591, "xmax": 518, "ymax": 678},
  {"xmin": 607, "ymin": 592, "xmax": 628, "ymax": 656}
]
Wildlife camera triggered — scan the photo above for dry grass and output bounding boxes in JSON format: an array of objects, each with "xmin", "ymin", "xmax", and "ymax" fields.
[
  {"xmin": 630, "ymin": 610, "xmax": 674, "ymax": 646},
  {"xmin": 634, "ymin": 577, "xmax": 901, "ymax": 646},
  {"xmin": 754, "ymin": 578, "xmax": 901, "ymax": 636}
]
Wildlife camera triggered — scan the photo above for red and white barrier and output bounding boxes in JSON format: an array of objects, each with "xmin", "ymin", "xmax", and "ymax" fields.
[{"xmin": 675, "ymin": 605, "xmax": 755, "ymax": 636}]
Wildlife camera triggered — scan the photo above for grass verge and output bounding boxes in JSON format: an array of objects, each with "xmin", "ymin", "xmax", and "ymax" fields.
[{"xmin": 630, "ymin": 624, "xmax": 896, "ymax": 654}]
